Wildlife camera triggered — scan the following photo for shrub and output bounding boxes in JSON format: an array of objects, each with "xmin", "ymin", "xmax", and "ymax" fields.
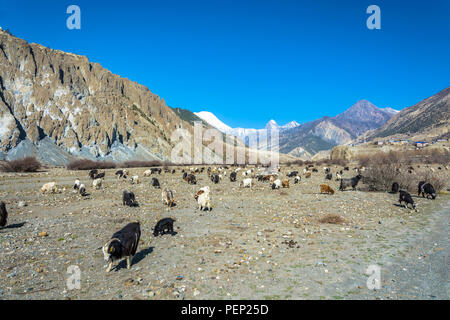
[
  {"xmin": 0, "ymin": 157, "xmax": 42, "ymax": 172},
  {"xmin": 318, "ymin": 214, "xmax": 346, "ymax": 225},
  {"xmin": 66, "ymin": 159, "xmax": 117, "ymax": 170},
  {"xmin": 120, "ymin": 160, "xmax": 164, "ymax": 168}
]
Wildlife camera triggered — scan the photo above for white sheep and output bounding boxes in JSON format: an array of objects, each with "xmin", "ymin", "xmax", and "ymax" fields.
[
  {"xmin": 240, "ymin": 178, "xmax": 252, "ymax": 188},
  {"xmin": 93, "ymin": 178, "xmax": 103, "ymax": 189},
  {"xmin": 197, "ymin": 192, "xmax": 211, "ymax": 211},
  {"xmin": 40, "ymin": 182, "xmax": 58, "ymax": 194}
]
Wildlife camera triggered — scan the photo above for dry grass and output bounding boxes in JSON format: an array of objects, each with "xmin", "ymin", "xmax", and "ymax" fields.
[
  {"xmin": 318, "ymin": 214, "xmax": 346, "ymax": 225},
  {"xmin": 0, "ymin": 157, "xmax": 41, "ymax": 172},
  {"xmin": 66, "ymin": 159, "xmax": 116, "ymax": 170}
]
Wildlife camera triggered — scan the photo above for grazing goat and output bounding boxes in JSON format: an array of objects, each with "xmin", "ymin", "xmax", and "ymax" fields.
[
  {"xmin": 94, "ymin": 172, "xmax": 105, "ymax": 179},
  {"xmin": 418, "ymin": 181, "xmax": 436, "ymax": 199},
  {"xmin": 93, "ymin": 178, "xmax": 103, "ymax": 190},
  {"xmin": 320, "ymin": 184, "xmax": 335, "ymax": 195},
  {"xmin": 211, "ymin": 174, "xmax": 220, "ymax": 184},
  {"xmin": 115, "ymin": 170, "xmax": 127, "ymax": 180},
  {"xmin": 305, "ymin": 171, "xmax": 311, "ymax": 178},
  {"xmin": 73, "ymin": 179, "xmax": 81, "ymax": 190},
  {"xmin": 399, "ymin": 190, "xmax": 417, "ymax": 210},
  {"xmin": 153, "ymin": 218, "xmax": 176, "ymax": 236},
  {"xmin": 196, "ymin": 190, "xmax": 211, "ymax": 211},
  {"xmin": 162, "ymin": 188, "xmax": 175, "ymax": 207},
  {"xmin": 282, "ymin": 179, "xmax": 290, "ymax": 188},
  {"xmin": 0, "ymin": 202, "xmax": 7, "ymax": 228},
  {"xmin": 130, "ymin": 175, "xmax": 140, "ymax": 184},
  {"xmin": 79, "ymin": 184, "xmax": 86, "ymax": 196},
  {"xmin": 122, "ymin": 190, "xmax": 138, "ymax": 207},
  {"xmin": 41, "ymin": 182, "xmax": 58, "ymax": 194},
  {"xmin": 194, "ymin": 186, "xmax": 210, "ymax": 200},
  {"xmin": 391, "ymin": 182, "xmax": 399, "ymax": 194},
  {"xmin": 143, "ymin": 169, "xmax": 152, "ymax": 177},
  {"xmin": 89, "ymin": 169, "xmax": 98, "ymax": 179},
  {"xmin": 151, "ymin": 177, "xmax": 161, "ymax": 189},
  {"xmin": 271, "ymin": 179, "xmax": 281, "ymax": 189},
  {"xmin": 240, "ymin": 178, "xmax": 252, "ymax": 188},
  {"xmin": 325, "ymin": 173, "xmax": 332, "ymax": 180},
  {"xmin": 186, "ymin": 174, "xmax": 197, "ymax": 185},
  {"xmin": 324, "ymin": 167, "xmax": 330, "ymax": 174},
  {"xmin": 339, "ymin": 174, "xmax": 362, "ymax": 191},
  {"xmin": 294, "ymin": 176, "xmax": 301, "ymax": 184},
  {"xmin": 287, "ymin": 171, "xmax": 298, "ymax": 178},
  {"xmin": 312, "ymin": 168, "xmax": 318, "ymax": 173},
  {"xmin": 230, "ymin": 171, "xmax": 237, "ymax": 182},
  {"xmin": 103, "ymin": 222, "xmax": 141, "ymax": 272}
]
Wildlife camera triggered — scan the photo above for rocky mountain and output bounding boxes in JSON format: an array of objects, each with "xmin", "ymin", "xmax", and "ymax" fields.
[
  {"xmin": 196, "ymin": 100, "xmax": 396, "ymax": 157},
  {"xmin": 0, "ymin": 29, "xmax": 192, "ymax": 165},
  {"xmin": 361, "ymin": 87, "xmax": 450, "ymax": 141}
]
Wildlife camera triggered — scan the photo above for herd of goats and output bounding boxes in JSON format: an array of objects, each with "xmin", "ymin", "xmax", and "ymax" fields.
[{"xmin": 0, "ymin": 163, "xmax": 440, "ymax": 273}]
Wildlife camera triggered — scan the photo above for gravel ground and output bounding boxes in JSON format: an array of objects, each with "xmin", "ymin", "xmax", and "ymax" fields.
[{"xmin": 0, "ymin": 166, "xmax": 448, "ymax": 300}]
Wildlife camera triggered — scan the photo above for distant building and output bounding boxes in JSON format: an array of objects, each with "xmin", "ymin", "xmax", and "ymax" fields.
[{"xmin": 415, "ymin": 141, "xmax": 427, "ymax": 148}]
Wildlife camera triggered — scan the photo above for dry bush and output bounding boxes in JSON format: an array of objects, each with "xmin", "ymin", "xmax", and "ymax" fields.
[
  {"xmin": 120, "ymin": 160, "xmax": 176, "ymax": 168},
  {"xmin": 67, "ymin": 159, "xmax": 117, "ymax": 170},
  {"xmin": 421, "ymin": 171, "xmax": 448, "ymax": 193},
  {"xmin": 318, "ymin": 214, "xmax": 346, "ymax": 225},
  {"xmin": 0, "ymin": 157, "xmax": 41, "ymax": 172}
]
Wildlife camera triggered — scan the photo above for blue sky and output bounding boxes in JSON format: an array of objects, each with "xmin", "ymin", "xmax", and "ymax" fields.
[{"xmin": 0, "ymin": 0, "xmax": 449, "ymax": 128}]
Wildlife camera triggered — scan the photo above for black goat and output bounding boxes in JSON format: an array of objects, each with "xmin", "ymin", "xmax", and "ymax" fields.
[
  {"xmin": 418, "ymin": 181, "xmax": 436, "ymax": 199},
  {"xmin": 89, "ymin": 169, "xmax": 98, "ymax": 179},
  {"xmin": 391, "ymin": 182, "xmax": 399, "ymax": 194},
  {"xmin": 230, "ymin": 171, "xmax": 237, "ymax": 182},
  {"xmin": 325, "ymin": 173, "xmax": 332, "ymax": 180},
  {"xmin": 0, "ymin": 202, "xmax": 7, "ymax": 228},
  {"xmin": 122, "ymin": 190, "xmax": 138, "ymax": 207},
  {"xmin": 102, "ymin": 222, "xmax": 141, "ymax": 272},
  {"xmin": 399, "ymin": 190, "xmax": 416, "ymax": 210},
  {"xmin": 153, "ymin": 218, "xmax": 176, "ymax": 237},
  {"xmin": 287, "ymin": 171, "xmax": 298, "ymax": 178},
  {"xmin": 339, "ymin": 174, "xmax": 362, "ymax": 191},
  {"xmin": 151, "ymin": 178, "xmax": 161, "ymax": 189},
  {"xmin": 211, "ymin": 174, "xmax": 220, "ymax": 184}
]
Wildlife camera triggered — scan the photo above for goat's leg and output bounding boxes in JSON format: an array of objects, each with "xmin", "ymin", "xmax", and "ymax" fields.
[
  {"xmin": 106, "ymin": 261, "xmax": 113, "ymax": 273},
  {"xmin": 127, "ymin": 256, "xmax": 131, "ymax": 269}
]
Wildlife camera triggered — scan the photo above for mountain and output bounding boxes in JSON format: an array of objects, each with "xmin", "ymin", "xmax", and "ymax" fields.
[
  {"xmin": 361, "ymin": 87, "xmax": 450, "ymax": 141},
  {"xmin": 0, "ymin": 29, "xmax": 192, "ymax": 165},
  {"xmin": 196, "ymin": 100, "xmax": 396, "ymax": 157}
]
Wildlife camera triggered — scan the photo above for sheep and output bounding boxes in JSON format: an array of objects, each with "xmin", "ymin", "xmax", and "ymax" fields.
[
  {"xmin": 281, "ymin": 179, "xmax": 290, "ymax": 188},
  {"xmin": 40, "ymin": 182, "xmax": 58, "ymax": 194},
  {"xmin": 230, "ymin": 171, "xmax": 237, "ymax": 182},
  {"xmin": 320, "ymin": 184, "xmax": 335, "ymax": 195},
  {"xmin": 418, "ymin": 181, "xmax": 436, "ymax": 199},
  {"xmin": 153, "ymin": 218, "xmax": 176, "ymax": 237},
  {"xmin": 339, "ymin": 174, "xmax": 362, "ymax": 191},
  {"xmin": 130, "ymin": 175, "xmax": 140, "ymax": 184},
  {"xmin": 102, "ymin": 222, "xmax": 141, "ymax": 272},
  {"xmin": 73, "ymin": 179, "xmax": 81, "ymax": 190},
  {"xmin": 0, "ymin": 202, "xmax": 7, "ymax": 228},
  {"xmin": 79, "ymin": 184, "xmax": 86, "ymax": 196},
  {"xmin": 151, "ymin": 177, "xmax": 161, "ymax": 189},
  {"xmin": 391, "ymin": 182, "xmax": 399, "ymax": 194},
  {"xmin": 240, "ymin": 178, "xmax": 252, "ymax": 188},
  {"xmin": 271, "ymin": 179, "xmax": 281, "ymax": 189},
  {"xmin": 294, "ymin": 176, "xmax": 301, "ymax": 184},
  {"xmin": 399, "ymin": 190, "xmax": 417, "ymax": 210},
  {"xmin": 93, "ymin": 178, "xmax": 103, "ymax": 190},
  {"xmin": 122, "ymin": 190, "xmax": 138, "ymax": 207},
  {"xmin": 162, "ymin": 188, "xmax": 175, "ymax": 207},
  {"xmin": 143, "ymin": 169, "xmax": 152, "ymax": 177},
  {"xmin": 325, "ymin": 173, "xmax": 332, "ymax": 180}
]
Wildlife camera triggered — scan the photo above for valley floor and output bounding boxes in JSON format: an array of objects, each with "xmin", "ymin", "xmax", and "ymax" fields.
[{"xmin": 0, "ymin": 166, "xmax": 448, "ymax": 300}]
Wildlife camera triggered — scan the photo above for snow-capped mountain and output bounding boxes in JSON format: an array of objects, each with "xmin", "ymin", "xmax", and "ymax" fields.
[{"xmin": 193, "ymin": 111, "xmax": 233, "ymax": 133}]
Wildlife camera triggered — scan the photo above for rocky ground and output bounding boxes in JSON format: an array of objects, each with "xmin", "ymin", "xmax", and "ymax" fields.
[{"xmin": 0, "ymin": 165, "xmax": 448, "ymax": 300}]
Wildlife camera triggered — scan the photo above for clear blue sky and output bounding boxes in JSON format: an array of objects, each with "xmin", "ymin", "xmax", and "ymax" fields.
[{"xmin": 0, "ymin": 0, "xmax": 449, "ymax": 128}]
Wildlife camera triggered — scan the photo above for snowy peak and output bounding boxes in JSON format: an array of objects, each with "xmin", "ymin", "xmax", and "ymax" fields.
[
  {"xmin": 194, "ymin": 111, "xmax": 232, "ymax": 133},
  {"xmin": 281, "ymin": 120, "xmax": 300, "ymax": 130}
]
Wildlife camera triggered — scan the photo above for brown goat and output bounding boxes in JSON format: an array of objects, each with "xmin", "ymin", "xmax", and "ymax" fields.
[
  {"xmin": 320, "ymin": 184, "xmax": 335, "ymax": 195},
  {"xmin": 282, "ymin": 179, "xmax": 290, "ymax": 188}
]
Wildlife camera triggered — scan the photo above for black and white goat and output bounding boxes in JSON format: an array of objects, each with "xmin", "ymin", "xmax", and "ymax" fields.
[
  {"xmin": 230, "ymin": 171, "xmax": 237, "ymax": 182},
  {"xmin": 102, "ymin": 222, "xmax": 141, "ymax": 272},
  {"xmin": 152, "ymin": 177, "xmax": 161, "ymax": 189},
  {"xmin": 399, "ymin": 190, "xmax": 417, "ymax": 210},
  {"xmin": 418, "ymin": 181, "xmax": 436, "ymax": 199}
]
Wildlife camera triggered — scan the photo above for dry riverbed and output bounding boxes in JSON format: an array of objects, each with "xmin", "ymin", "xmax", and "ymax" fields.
[{"xmin": 0, "ymin": 166, "xmax": 448, "ymax": 300}]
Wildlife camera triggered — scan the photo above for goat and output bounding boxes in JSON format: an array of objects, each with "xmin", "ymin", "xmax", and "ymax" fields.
[
  {"xmin": 230, "ymin": 171, "xmax": 237, "ymax": 182},
  {"xmin": 130, "ymin": 175, "xmax": 140, "ymax": 184},
  {"xmin": 143, "ymin": 169, "xmax": 152, "ymax": 177},
  {"xmin": 93, "ymin": 178, "xmax": 103, "ymax": 189},
  {"xmin": 115, "ymin": 170, "xmax": 127, "ymax": 180},
  {"xmin": 211, "ymin": 174, "xmax": 220, "ymax": 184},
  {"xmin": 320, "ymin": 184, "xmax": 335, "ymax": 195},
  {"xmin": 287, "ymin": 171, "xmax": 298, "ymax": 178},
  {"xmin": 153, "ymin": 218, "xmax": 176, "ymax": 237},
  {"xmin": 73, "ymin": 179, "xmax": 81, "ymax": 190},
  {"xmin": 102, "ymin": 222, "xmax": 141, "ymax": 272},
  {"xmin": 94, "ymin": 172, "xmax": 105, "ymax": 179},
  {"xmin": 391, "ymin": 182, "xmax": 399, "ymax": 194},
  {"xmin": 40, "ymin": 182, "xmax": 58, "ymax": 194},
  {"xmin": 339, "ymin": 174, "xmax": 362, "ymax": 191},
  {"xmin": 0, "ymin": 202, "xmax": 7, "ymax": 228},
  {"xmin": 399, "ymin": 190, "xmax": 417, "ymax": 210},
  {"xmin": 325, "ymin": 173, "xmax": 332, "ymax": 180},
  {"xmin": 197, "ymin": 191, "xmax": 212, "ymax": 211},
  {"xmin": 122, "ymin": 190, "xmax": 138, "ymax": 207},
  {"xmin": 79, "ymin": 184, "xmax": 86, "ymax": 196},
  {"xmin": 162, "ymin": 189, "xmax": 175, "ymax": 207},
  {"xmin": 281, "ymin": 179, "xmax": 290, "ymax": 188},
  {"xmin": 336, "ymin": 173, "xmax": 342, "ymax": 181},
  {"xmin": 271, "ymin": 179, "xmax": 281, "ymax": 189},
  {"xmin": 418, "ymin": 181, "xmax": 436, "ymax": 199},
  {"xmin": 294, "ymin": 176, "xmax": 301, "ymax": 184},
  {"xmin": 89, "ymin": 169, "xmax": 98, "ymax": 179},
  {"xmin": 151, "ymin": 177, "xmax": 161, "ymax": 189},
  {"xmin": 305, "ymin": 171, "xmax": 311, "ymax": 178},
  {"xmin": 186, "ymin": 174, "xmax": 197, "ymax": 185}
]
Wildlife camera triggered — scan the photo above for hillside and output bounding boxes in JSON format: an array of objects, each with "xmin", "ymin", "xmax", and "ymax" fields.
[{"xmin": 0, "ymin": 30, "xmax": 191, "ymax": 165}]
